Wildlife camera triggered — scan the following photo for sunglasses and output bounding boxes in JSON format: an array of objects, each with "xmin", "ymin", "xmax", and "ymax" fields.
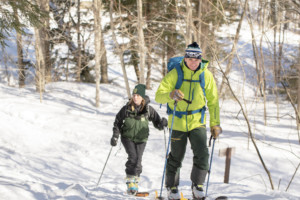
[{"xmin": 185, "ymin": 51, "xmax": 202, "ymax": 58}]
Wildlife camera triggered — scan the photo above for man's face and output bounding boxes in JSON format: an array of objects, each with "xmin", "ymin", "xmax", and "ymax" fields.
[{"xmin": 184, "ymin": 58, "xmax": 201, "ymax": 71}]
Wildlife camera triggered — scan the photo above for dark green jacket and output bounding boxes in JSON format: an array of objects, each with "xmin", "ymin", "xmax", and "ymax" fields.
[{"xmin": 113, "ymin": 96, "xmax": 164, "ymax": 143}]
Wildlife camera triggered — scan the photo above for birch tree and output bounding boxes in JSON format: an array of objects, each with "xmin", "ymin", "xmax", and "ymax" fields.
[
  {"xmin": 34, "ymin": 27, "xmax": 46, "ymax": 100},
  {"xmin": 34, "ymin": 0, "xmax": 49, "ymax": 97},
  {"xmin": 186, "ymin": 0, "xmax": 193, "ymax": 45},
  {"xmin": 94, "ymin": 0, "xmax": 103, "ymax": 107},
  {"xmin": 137, "ymin": 0, "xmax": 146, "ymax": 84},
  {"xmin": 100, "ymin": 35, "xmax": 108, "ymax": 83}
]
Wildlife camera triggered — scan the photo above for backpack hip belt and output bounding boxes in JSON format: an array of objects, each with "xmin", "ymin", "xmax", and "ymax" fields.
[{"xmin": 167, "ymin": 104, "xmax": 206, "ymax": 123}]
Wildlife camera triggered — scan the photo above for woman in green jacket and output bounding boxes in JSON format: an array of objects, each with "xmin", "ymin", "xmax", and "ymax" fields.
[
  {"xmin": 111, "ymin": 84, "xmax": 167, "ymax": 195},
  {"xmin": 155, "ymin": 42, "xmax": 222, "ymax": 200}
]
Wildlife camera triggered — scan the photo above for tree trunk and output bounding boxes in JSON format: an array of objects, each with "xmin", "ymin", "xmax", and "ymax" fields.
[
  {"xmin": 94, "ymin": 0, "xmax": 103, "ymax": 108},
  {"xmin": 196, "ymin": 0, "xmax": 202, "ymax": 43},
  {"xmin": 137, "ymin": 0, "xmax": 146, "ymax": 84},
  {"xmin": 146, "ymin": 58, "xmax": 151, "ymax": 89},
  {"xmin": 34, "ymin": 27, "xmax": 46, "ymax": 101},
  {"xmin": 42, "ymin": 0, "xmax": 51, "ymax": 83},
  {"xmin": 186, "ymin": 0, "xmax": 193, "ymax": 45},
  {"xmin": 2, "ymin": 46, "xmax": 10, "ymax": 85},
  {"xmin": 34, "ymin": 0, "xmax": 48, "ymax": 97},
  {"xmin": 13, "ymin": 6, "xmax": 25, "ymax": 88},
  {"xmin": 166, "ymin": 0, "xmax": 176, "ymax": 61},
  {"xmin": 259, "ymin": 1, "xmax": 267, "ymax": 125},
  {"xmin": 109, "ymin": 0, "xmax": 131, "ymax": 99},
  {"xmin": 76, "ymin": 0, "xmax": 82, "ymax": 82},
  {"xmin": 297, "ymin": 44, "xmax": 300, "ymax": 130},
  {"xmin": 100, "ymin": 33, "xmax": 108, "ymax": 83},
  {"xmin": 199, "ymin": 0, "xmax": 210, "ymax": 56},
  {"xmin": 270, "ymin": 0, "xmax": 280, "ymax": 121},
  {"xmin": 162, "ymin": 43, "xmax": 167, "ymax": 77}
]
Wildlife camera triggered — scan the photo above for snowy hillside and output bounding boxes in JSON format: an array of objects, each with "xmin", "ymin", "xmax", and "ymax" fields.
[{"xmin": 0, "ymin": 79, "xmax": 299, "ymax": 199}]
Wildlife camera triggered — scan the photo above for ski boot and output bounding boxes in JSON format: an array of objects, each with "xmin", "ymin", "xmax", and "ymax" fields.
[
  {"xmin": 126, "ymin": 175, "xmax": 138, "ymax": 195},
  {"xmin": 167, "ymin": 186, "xmax": 181, "ymax": 200},
  {"xmin": 192, "ymin": 183, "xmax": 205, "ymax": 199}
]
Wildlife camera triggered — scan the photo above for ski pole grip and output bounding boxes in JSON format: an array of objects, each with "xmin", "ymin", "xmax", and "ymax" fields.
[{"xmin": 209, "ymin": 135, "xmax": 213, "ymax": 147}]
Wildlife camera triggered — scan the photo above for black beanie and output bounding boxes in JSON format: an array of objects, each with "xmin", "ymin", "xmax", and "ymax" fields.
[{"xmin": 132, "ymin": 84, "xmax": 146, "ymax": 98}]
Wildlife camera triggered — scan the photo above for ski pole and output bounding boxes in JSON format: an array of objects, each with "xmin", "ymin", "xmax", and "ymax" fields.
[
  {"xmin": 163, "ymin": 128, "xmax": 166, "ymax": 152},
  {"xmin": 205, "ymin": 137, "xmax": 216, "ymax": 198},
  {"xmin": 158, "ymin": 102, "xmax": 177, "ymax": 199},
  {"xmin": 86, "ymin": 146, "xmax": 113, "ymax": 198}
]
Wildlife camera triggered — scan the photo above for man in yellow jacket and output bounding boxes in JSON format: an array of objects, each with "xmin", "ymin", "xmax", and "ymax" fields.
[{"xmin": 155, "ymin": 42, "xmax": 222, "ymax": 200}]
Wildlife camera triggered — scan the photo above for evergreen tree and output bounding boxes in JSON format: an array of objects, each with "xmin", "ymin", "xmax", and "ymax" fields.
[{"xmin": 0, "ymin": 0, "xmax": 47, "ymax": 46}]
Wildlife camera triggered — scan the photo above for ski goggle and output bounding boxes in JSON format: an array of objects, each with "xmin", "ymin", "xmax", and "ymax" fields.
[{"xmin": 185, "ymin": 51, "xmax": 202, "ymax": 59}]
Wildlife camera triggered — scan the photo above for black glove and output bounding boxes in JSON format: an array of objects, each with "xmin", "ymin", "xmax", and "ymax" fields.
[
  {"xmin": 110, "ymin": 137, "xmax": 118, "ymax": 146},
  {"xmin": 161, "ymin": 117, "xmax": 168, "ymax": 128}
]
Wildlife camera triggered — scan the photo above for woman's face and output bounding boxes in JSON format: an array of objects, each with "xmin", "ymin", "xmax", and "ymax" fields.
[{"xmin": 132, "ymin": 94, "xmax": 143, "ymax": 106}]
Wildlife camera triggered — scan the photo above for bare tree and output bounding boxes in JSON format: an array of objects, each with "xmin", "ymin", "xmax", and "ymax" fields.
[
  {"xmin": 195, "ymin": 0, "xmax": 202, "ymax": 44},
  {"xmin": 245, "ymin": 0, "xmax": 268, "ymax": 125},
  {"xmin": 165, "ymin": 0, "xmax": 177, "ymax": 61},
  {"xmin": 209, "ymin": 45, "xmax": 275, "ymax": 190},
  {"xmin": 137, "ymin": 0, "xmax": 146, "ymax": 84},
  {"xmin": 258, "ymin": 0, "xmax": 268, "ymax": 126},
  {"xmin": 219, "ymin": 0, "xmax": 248, "ymax": 96},
  {"xmin": 76, "ymin": 0, "xmax": 82, "ymax": 82},
  {"xmin": 34, "ymin": 0, "xmax": 49, "ymax": 98},
  {"xmin": 94, "ymin": 0, "xmax": 103, "ymax": 107},
  {"xmin": 109, "ymin": 0, "xmax": 131, "ymax": 99},
  {"xmin": 34, "ymin": 27, "xmax": 46, "ymax": 101}
]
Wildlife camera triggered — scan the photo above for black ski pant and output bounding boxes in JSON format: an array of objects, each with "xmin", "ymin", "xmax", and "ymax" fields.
[
  {"xmin": 121, "ymin": 136, "xmax": 147, "ymax": 177},
  {"xmin": 165, "ymin": 127, "xmax": 209, "ymax": 187}
]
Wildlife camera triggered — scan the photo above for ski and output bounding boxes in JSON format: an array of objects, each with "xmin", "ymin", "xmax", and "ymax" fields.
[
  {"xmin": 135, "ymin": 191, "xmax": 150, "ymax": 197},
  {"xmin": 154, "ymin": 192, "xmax": 228, "ymax": 200},
  {"xmin": 123, "ymin": 191, "xmax": 151, "ymax": 199}
]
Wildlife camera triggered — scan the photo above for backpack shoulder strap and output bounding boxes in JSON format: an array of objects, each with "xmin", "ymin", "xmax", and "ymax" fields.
[
  {"xmin": 199, "ymin": 71, "xmax": 206, "ymax": 97},
  {"xmin": 174, "ymin": 64, "xmax": 183, "ymax": 89}
]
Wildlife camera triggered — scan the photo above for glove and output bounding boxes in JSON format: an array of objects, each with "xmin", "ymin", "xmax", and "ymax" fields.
[
  {"xmin": 211, "ymin": 125, "xmax": 222, "ymax": 139},
  {"xmin": 170, "ymin": 89, "xmax": 184, "ymax": 101},
  {"xmin": 161, "ymin": 117, "xmax": 168, "ymax": 128},
  {"xmin": 110, "ymin": 137, "xmax": 118, "ymax": 146}
]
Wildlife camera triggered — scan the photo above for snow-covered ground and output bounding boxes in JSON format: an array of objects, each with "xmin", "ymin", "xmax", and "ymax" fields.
[{"xmin": 0, "ymin": 80, "xmax": 299, "ymax": 200}]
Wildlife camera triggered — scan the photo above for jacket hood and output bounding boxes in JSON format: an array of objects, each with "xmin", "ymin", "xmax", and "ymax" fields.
[{"xmin": 144, "ymin": 95, "xmax": 150, "ymax": 105}]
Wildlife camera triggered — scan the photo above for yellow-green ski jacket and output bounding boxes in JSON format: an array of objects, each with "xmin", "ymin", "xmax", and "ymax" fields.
[{"xmin": 155, "ymin": 59, "xmax": 220, "ymax": 132}]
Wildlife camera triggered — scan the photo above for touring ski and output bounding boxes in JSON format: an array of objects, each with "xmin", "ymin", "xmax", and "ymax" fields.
[
  {"xmin": 135, "ymin": 191, "xmax": 150, "ymax": 197},
  {"xmin": 154, "ymin": 191, "xmax": 228, "ymax": 200}
]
